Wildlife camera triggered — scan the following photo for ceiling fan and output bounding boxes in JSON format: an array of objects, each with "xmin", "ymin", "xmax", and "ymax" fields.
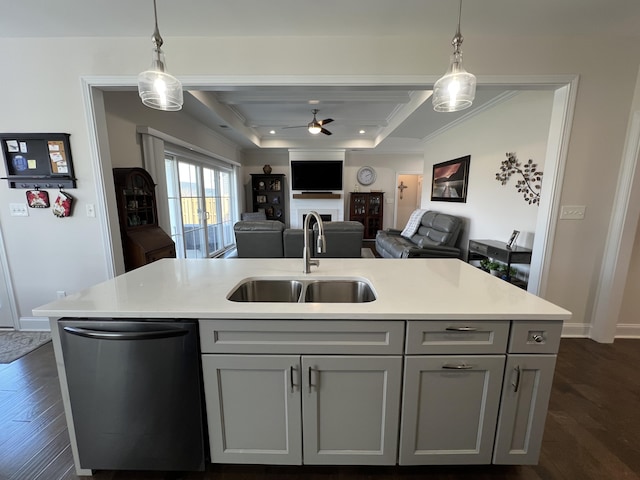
[{"xmin": 283, "ymin": 109, "xmax": 334, "ymax": 135}]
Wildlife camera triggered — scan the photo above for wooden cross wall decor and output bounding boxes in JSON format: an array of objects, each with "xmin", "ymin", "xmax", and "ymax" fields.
[{"xmin": 398, "ymin": 181, "xmax": 408, "ymax": 199}]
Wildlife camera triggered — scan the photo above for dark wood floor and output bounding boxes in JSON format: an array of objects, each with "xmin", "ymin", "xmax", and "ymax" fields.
[{"xmin": 1, "ymin": 338, "xmax": 639, "ymax": 480}]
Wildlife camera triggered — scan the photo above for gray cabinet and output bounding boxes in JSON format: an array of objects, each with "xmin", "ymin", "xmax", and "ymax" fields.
[
  {"xmin": 399, "ymin": 355, "xmax": 505, "ymax": 465},
  {"xmin": 493, "ymin": 355, "xmax": 557, "ymax": 464},
  {"xmin": 200, "ymin": 320, "xmax": 404, "ymax": 466},
  {"xmin": 200, "ymin": 318, "xmax": 562, "ymax": 467},
  {"xmin": 201, "ymin": 354, "xmax": 302, "ymax": 465},
  {"xmin": 302, "ymin": 355, "xmax": 402, "ymax": 465}
]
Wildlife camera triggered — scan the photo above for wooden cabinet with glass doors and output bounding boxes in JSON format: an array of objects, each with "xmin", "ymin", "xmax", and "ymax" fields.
[
  {"xmin": 113, "ymin": 167, "xmax": 175, "ymax": 271},
  {"xmin": 349, "ymin": 192, "xmax": 384, "ymax": 239}
]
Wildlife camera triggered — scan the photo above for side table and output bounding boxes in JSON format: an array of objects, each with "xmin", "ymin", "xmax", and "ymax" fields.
[{"xmin": 468, "ymin": 239, "xmax": 532, "ymax": 286}]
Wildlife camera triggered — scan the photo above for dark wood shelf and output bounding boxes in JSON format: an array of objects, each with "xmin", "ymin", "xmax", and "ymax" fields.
[
  {"xmin": 251, "ymin": 174, "xmax": 286, "ymax": 223},
  {"xmin": 292, "ymin": 193, "xmax": 341, "ymax": 199}
]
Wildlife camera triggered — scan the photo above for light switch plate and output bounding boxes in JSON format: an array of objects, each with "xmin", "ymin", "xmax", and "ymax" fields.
[
  {"xmin": 10, "ymin": 203, "xmax": 29, "ymax": 216},
  {"xmin": 560, "ymin": 205, "xmax": 586, "ymax": 220}
]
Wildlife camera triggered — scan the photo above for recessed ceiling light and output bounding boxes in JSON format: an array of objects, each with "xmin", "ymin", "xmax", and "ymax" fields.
[
  {"xmin": 308, "ymin": 100, "xmax": 320, "ymax": 105},
  {"xmin": 359, "ymin": 130, "xmax": 366, "ymax": 134},
  {"xmin": 269, "ymin": 130, "xmax": 276, "ymax": 134}
]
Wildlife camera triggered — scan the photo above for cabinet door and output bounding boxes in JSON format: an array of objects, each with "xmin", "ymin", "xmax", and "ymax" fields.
[
  {"xmin": 399, "ymin": 355, "xmax": 505, "ymax": 465},
  {"xmin": 201, "ymin": 355, "xmax": 302, "ymax": 464},
  {"xmin": 493, "ymin": 355, "xmax": 557, "ymax": 464},
  {"xmin": 302, "ymin": 356, "xmax": 402, "ymax": 465}
]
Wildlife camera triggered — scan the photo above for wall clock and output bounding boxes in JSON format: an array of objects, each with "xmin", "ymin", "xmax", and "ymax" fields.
[{"xmin": 357, "ymin": 166, "xmax": 377, "ymax": 186}]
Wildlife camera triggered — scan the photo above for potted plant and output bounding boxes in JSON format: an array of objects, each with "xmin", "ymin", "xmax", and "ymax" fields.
[
  {"xmin": 479, "ymin": 258, "xmax": 490, "ymax": 271},
  {"xmin": 487, "ymin": 261, "xmax": 502, "ymax": 276},
  {"xmin": 499, "ymin": 264, "xmax": 518, "ymax": 280}
]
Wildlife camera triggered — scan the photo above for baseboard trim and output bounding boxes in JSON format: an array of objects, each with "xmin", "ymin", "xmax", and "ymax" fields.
[
  {"xmin": 19, "ymin": 317, "xmax": 51, "ymax": 331},
  {"xmin": 615, "ymin": 323, "xmax": 640, "ymax": 338},
  {"xmin": 561, "ymin": 322, "xmax": 591, "ymax": 338}
]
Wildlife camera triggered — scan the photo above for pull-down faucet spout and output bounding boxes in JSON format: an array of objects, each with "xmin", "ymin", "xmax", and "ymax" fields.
[{"xmin": 303, "ymin": 211, "xmax": 326, "ymax": 273}]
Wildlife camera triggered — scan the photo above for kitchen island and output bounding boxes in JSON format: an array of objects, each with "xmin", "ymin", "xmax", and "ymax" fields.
[{"xmin": 34, "ymin": 258, "xmax": 571, "ymax": 475}]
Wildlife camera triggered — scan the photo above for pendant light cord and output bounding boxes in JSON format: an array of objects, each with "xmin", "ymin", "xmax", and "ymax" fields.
[
  {"xmin": 452, "ymin": 0, "xmax": 464, "ymax": 53},
  {"xmin": 151, "ymin": 0, "xmax": 163, "ymax": 49}
]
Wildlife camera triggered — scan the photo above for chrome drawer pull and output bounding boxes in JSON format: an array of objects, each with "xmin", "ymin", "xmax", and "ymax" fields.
[
  {"xmin": 442, "ymin": 363, "xmax": 473, "ymax": 370},
  {"xmin": 290, "ymin": 365, "xmax": 297, "ymax": 393},
  {"xmin": 512, "ymin": 365, "xmax": 521, "ymax": 392},
  {"xmin": 445, "ymin": 326, "xmax": 478, "ymax": 332}
]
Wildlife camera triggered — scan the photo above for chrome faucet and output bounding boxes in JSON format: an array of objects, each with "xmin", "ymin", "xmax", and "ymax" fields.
[{"xmin": 303, "ymin": 211, "xmax": 326, "ymax": 273}]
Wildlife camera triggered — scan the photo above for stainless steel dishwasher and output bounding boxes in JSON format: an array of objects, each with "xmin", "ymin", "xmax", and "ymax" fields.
[{"xmin": 59, "ymin": 318, "xmax": 205, "ymax": 472}]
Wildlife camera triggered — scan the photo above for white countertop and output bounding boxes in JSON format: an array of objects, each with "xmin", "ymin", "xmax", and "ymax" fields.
[{"xmin": 33, "ymin": 258, "xmax": 571, "ymax": 321}]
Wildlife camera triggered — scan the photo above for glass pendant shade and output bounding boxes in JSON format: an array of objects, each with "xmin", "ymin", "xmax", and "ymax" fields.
[
  {"xmin": 138, "ymin": 48, "xmax": 183, "ymax": 111},
  {"xmin": 138, "ymin": 0, "xmax": 183, "ymax": 112},
  {"xmin": 432, "ymin": 52, "xmax": 476, "ymax": 112}
]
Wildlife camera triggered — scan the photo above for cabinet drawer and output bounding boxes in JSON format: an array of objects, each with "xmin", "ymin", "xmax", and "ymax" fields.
[
  {"xmin": 406, "ymin": 321, "xmax": 510, "ymax": 354},
  {"xmin": 199, "ymin": 319, "xmax": 405, "ymax": 354},
  {"xmin": 508, "ymin": 321, "xmax": 562, "ymax": 354}
]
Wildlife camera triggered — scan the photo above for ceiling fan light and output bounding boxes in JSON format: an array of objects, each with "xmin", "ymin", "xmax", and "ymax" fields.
[{"xmin": 308, "ymin": 122, "xmax": 322, "ymax": 135}]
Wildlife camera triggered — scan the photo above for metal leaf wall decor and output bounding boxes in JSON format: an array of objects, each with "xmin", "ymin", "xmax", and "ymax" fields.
[{"xmin": 495, "ymin": 152, "xmax": 543, "ymax": 205}]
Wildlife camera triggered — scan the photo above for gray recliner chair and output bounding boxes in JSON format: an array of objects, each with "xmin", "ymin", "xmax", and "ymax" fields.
[
  {"xmin": 234, "ymin": 220, "xmax": 285, "ymax": 258},
  {"xmin": 375, "ymin": 210, "xmax": 462, "ymax": 258}
]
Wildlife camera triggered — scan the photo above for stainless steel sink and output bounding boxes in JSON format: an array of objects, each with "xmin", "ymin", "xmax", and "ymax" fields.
[
  {"xmin": 304, "ymin": 280, "xmax": 376, "ymax": 303},
  {"xmin": 227, "ymin": 280, "xmax": 303, "ymax": 303},
  {"xmin": 228, "ymin": 278, "xmax": 376, "ymax": 303}
]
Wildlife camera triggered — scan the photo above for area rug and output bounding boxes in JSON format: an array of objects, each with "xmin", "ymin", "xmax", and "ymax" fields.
[{"xmin": 0, "ymin": 331, "xmax": 52, "ymax": 363}]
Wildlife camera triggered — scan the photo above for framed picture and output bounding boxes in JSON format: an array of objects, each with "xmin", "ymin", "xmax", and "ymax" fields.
[
  {"xmin": 256, "ymin": 195, "xmax": 267, "ymax": 203},
  {"xmin": 430, "ymin": 155, "xmax": 470, "ymax": 203},
  {"xmin": 507, "ymin": 230, "xmax": 520, "ymax": 249}
]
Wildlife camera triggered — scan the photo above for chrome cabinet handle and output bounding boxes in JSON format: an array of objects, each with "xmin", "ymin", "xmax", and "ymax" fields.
[
  {"xmin": 445, "ymin": 326, "xmax": 477, "ymax": 332},
  {"xmin": 512, "ymin": 365, "xmax": 521, "ymax": 392},
  {"xmin": 442, "ymin": 363, "xmax": 473, "ymax": 369},
  {"xmin": 532, "ymin": 334, "xmax": 544, "ymax": 343},
  {"xmin": 290, "ymin": 365, "xmax": 297, "ymax": 393},
  {"xmin": 308, "ymin": 366, "xmax": 316, "ymax": 393}
]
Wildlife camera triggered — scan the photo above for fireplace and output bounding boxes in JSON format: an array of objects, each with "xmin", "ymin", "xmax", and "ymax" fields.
[{"xmin": 302, "ymin": 213, "xmax": 332, "ymax": 228}]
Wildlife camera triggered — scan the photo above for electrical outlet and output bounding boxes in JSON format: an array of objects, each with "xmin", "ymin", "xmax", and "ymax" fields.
[
  {"xmin": 560, "ymin": 205, "xmax": 586, "ymax": 220},
  {"xmin": 10, "ymin": 203, "xmax": 29, "ymax": 216}
]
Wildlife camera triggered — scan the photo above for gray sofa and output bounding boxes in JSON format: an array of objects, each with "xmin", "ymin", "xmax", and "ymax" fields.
[
  {"xmin": 234, "ymin": 220, "xmax": 285, "ymax": 258},
  {"xmin": 375, "ymin": 211, "xmax": 462, "ymax": 258},
  {"xmin": 235, "ymin": 220, "xmax": 364, "ymax": 258}
]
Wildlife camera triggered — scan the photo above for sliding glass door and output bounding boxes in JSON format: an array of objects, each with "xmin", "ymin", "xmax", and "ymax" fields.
[{"xmin": 165, "ymin": 152, "xmax": 237, "ymax": 258}]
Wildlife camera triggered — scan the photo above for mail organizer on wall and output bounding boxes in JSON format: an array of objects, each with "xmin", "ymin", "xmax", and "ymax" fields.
[{"xmin": 0, "ymin": 133, "xmax": 77, "ymax": 189}]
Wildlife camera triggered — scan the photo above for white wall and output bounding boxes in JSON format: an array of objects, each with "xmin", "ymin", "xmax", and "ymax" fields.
[
  {"xmin": 104, "ymin": 91, "xmax": 241, "ymax": 169},
  {"xmin": 0, "ymin": 33, "xmax": 638, "ymax": 334},
  {"xmin": 421, "ymin": 91, "xmax": 554, "ymax": 262}
]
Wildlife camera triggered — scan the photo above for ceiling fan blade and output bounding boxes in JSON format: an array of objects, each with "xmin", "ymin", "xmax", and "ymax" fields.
[
  {"xmin": 321, "ymin": 128, "xmax": 332, "ymax": 136},
  {"xmin": 318, "ymin": 118, "xmax": 334, "ymax": 126},
  {"xmin": 282, "ymin": 125, "xmax": 306, "ymax": 129}
]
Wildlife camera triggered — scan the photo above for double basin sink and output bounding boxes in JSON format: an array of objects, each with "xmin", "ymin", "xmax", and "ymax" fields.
[{"xmin": 228, "ymin": 278, "xmax": 376, "ymax": 303}]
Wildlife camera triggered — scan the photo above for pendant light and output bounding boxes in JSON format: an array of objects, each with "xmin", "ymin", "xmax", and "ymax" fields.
[
  {"xmin": 432, "ymin": 0, "xmax": 476, "ymax": 112},
  {"xmin": 137, "ymin": 0, "xmax": 183, "ymax": 111}
]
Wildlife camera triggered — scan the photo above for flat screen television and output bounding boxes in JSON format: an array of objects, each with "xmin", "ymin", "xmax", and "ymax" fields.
[{"xmin": 290, "ymin": 160, "xmax": 343, "ymax": 191}]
